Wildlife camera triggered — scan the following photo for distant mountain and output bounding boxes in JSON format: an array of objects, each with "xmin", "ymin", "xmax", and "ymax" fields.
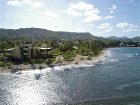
[
  {"xmin": 0, "ymin": 28, "xmax": 97, "ymax": 40},
  {"xmin": 107, "ymin": 36, "xmax": 130, "ymax": 41},
  {"xmin": 132, "ymin": 37, "xmax": 140, "ymax": 41},
  {"xmin": 0, "ymin": 28, "xmax": 140, "ymax": 41},
  {"xmin": 108, "ymin": 36, "xmax": 129, "ymax": 39},
  {"xmin": 107, "ymin": 36, "xmax": 140, "ymax": 42}
]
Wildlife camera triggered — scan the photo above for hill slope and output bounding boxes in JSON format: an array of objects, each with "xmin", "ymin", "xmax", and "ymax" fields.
[
  {"xmin": 0, "ymin": 28, "xmax": 140, "ymax": 41},
  {"xmin": 0, "ymin": 28, "xmax": 96, "ymax": 40}
]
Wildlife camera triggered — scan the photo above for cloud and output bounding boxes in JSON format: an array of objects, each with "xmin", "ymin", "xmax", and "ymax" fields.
[
  {"xmin": 7, "ymin": 0, "xmax": 21, "ymax": 6},
  {"xmin": 66, "ymin": 2, "xmax": 101, "ymax": 22},
  {"xmin": 109, "ymin": 5, "xmax": 117, "ymax": 14},
  {"xmin": 105, "ymin": 5, "xmax": 116, "ymax": 20},
  {"xmin": 67, "ymin": 1, "xmax": 93, "ymax": 11},
  {"xmin": 83, "ymin": 10, "xmax": 101, "ymax": 22},
  {"xmin": 105, "ymin": 15, "xmax": 114, "ymax": 19},
  {"xmin": 45, "ymin": 10, "xmax": 59, "ymax": 18},
  {"xmin": 7, "ymin": 0, "xmax": 44, "ymax": 8},
  {"xmin": 30, "ymin": 1, "xmax": 44, "ymax": 8},
  {"xmin": 98, "ymin": 23, "xmax": 112, "ymax": 32},
  {"xmin": 66, "ymin": 9, "xmax": 82, "ymax": 17},
  {"xmin": 116, "ymin": 22, "xmax": 139, "ymax": 32}
]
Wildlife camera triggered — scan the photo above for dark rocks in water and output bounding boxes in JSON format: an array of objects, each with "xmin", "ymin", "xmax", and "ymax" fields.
[
  {"xmin": 39, "ymin": 66, "xmax": 44, "ymax": 70},
  {"xmin": 35, "ymin": 74, "xmax": 41, "ymax": 80},
  {"xmin": 64, "ymin": 68, "xmax": 71, "ymax": 71},
  {"xmin": 32, "ymin": 64, "xmax": 36, "ymax": 69},
  {"xmin": 75, "ymin": 62, "xmax": 78, "ymax": 65},
  {"xmin": 48, "ymin": 64, "xmax": 55, "ymax": 67},
  {"xmin": 10, "ymin": 69, "xmax": 20, "ymax": 73}
]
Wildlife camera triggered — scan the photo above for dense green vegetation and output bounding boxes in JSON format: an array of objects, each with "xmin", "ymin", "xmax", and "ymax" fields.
[
  {"xmin": 0, "ymin": 37, "xmax": 140, "ymax": 67},
  {"xmin": 0, "ymin": 28, "xmax": 140, "ymax": 68},
  {"xmin": 0, "ymin": 39, "xmax": 105, "ymax": 67}
]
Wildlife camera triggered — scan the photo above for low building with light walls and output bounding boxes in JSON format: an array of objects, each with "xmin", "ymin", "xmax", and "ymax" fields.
[{"xmin": 6, "ymin": 44, "xmax": 52, "ymax": 59}]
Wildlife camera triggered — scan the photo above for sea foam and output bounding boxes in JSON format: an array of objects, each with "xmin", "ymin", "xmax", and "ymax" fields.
[{"xmin": 116, "ymin": 81, "xmax": 140, "ymax": 90}]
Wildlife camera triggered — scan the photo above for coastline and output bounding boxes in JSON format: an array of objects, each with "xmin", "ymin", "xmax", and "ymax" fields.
[{"xmin": 0, "ymin": 49, "xmax": 108, "ymax": 74}]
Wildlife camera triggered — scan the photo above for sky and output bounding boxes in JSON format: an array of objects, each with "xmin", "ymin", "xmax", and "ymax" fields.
[{"xmin": 0, "ymin": 0, "xmax": 140, "ymax": 38}]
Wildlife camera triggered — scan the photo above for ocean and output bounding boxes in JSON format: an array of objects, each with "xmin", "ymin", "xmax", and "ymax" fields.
[{"xmin": 0, "ymin": 48, "xmax": 140, "ymax": 105}]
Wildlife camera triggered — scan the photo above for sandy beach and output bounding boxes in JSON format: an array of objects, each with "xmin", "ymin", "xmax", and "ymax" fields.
[{"xmin": 0, "ymin": 50, "xmax": 108, "ymax": 74}]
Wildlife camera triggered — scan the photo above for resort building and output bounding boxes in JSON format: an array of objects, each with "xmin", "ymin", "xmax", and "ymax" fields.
[
  {"xmin": 36, "ymin": 44, "xmax": 52, "ymax": 58},
  {"xmin": 6, "ymin": 44, "xmax": 52, "ymax": 59},
  {"xmin": 37, "ymin": 47, "xmax": 52, "ymax": 57},
  {"xmin": 5, "ymin": 48, "xmax": 15, "ymax": 56},
  {"xmin": 6, "ymin": 44, "xmax": 32, "ymax": 59}
]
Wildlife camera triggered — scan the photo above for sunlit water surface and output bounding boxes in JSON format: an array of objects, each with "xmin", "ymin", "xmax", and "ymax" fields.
[{"xmin": 0, "ymin": 48, "xmax": 140, "ymax": 105}]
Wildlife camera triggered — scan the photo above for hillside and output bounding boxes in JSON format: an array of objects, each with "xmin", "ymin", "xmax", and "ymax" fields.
[
  {"xmin": 106, "ymin": 36, "xmax": 140, "ymax": 42},
  {"xmin": 0, "ymin": 28, "xmax": 140, "ymax": 41},
  {"xmin": 0, "ymin": 28, "xmax": 97, "ymax": 40}
]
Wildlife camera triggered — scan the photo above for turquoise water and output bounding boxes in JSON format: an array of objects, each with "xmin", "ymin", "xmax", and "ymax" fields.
[{"xmin": 0, "ymin": 48, "xmax": 140, "ymax": 105}]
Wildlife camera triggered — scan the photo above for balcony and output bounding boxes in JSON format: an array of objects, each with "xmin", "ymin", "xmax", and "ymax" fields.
[{"xmin": 41, "ymin": 52, "xmax": 47, "ymax": 55}]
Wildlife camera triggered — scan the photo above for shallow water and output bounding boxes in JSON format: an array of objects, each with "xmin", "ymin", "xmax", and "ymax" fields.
[{"xmin": 0, "ymin": 48, "xmax": 140, "ymax": 105}]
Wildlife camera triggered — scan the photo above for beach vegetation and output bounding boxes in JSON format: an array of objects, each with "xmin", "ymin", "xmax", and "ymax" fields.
[
  {"xmin": 0, "ymin": 35, "xmax": 139, "ymax": 68},
  {"xmin": 87, "ymin": 56, "xmax": 92, "ymax": 60}
]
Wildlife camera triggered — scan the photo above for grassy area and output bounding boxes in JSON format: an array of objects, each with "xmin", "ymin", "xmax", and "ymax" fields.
[
  {"xmin": 87, "ymin": 56, "xmax": 92, "ymax": 60},
  {"xmin": 31, "ymin": 58, "xmax": 55, "ymax": 65},
  {"xmin": 0, "ymin": 61, "xmax": 12, "ymax": 68},
  {"xmin": 63, "ymin": 51, "xmax": 76, "ymax": 62}
]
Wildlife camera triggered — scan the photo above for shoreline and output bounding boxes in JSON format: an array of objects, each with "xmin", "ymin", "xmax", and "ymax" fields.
[{"xmin": 0, "ymin": 50, "xmax": 108, "ymax": 75}]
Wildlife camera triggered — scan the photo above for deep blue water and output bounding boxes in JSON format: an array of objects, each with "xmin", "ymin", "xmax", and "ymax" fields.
[{"xmin": 0, "ymin": 48, "xmax": 140, "ymax": 105}]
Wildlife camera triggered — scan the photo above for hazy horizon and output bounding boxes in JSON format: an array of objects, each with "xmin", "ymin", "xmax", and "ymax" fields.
[{"xmin": 0, "ymin": 0, "xmax": 140, "ymax": 38}]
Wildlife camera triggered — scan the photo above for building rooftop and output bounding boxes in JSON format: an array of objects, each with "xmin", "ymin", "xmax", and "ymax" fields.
[
  {"xmin": 37, "ymin": 47, "xmax": 52, "ymax": 50},
  {"xmin": 6, "ymin": 48, "xmax": 15, "ymax": 51}
]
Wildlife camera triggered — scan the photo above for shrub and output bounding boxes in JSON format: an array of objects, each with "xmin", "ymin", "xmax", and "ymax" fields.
[
  {"xmin": 0, "ymin": 62, "xmax": 12, "ymax": 67},
  {"xmin": 32, "ymin": 59, "xmax": 45, "ymax": 64},
  {"xmin": 46, "ymin": 58, "xmax": 55, "ymax": 65},
  {"xmin": 63, "ymin": 51, "xmax": 76, "ymax": 62},
  {"xmin": 0, "ymin": 62, "xmax": 4, "ymax": 67},
  {"xmin": 87, "ymin": 56, "xmax": 92, "ymax": 60}
]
